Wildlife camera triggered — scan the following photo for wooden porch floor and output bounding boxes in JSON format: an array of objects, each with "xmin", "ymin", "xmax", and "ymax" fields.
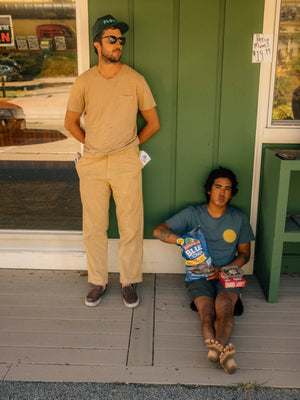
[{"xmin": 0, "ymin": 269, "xmax": 299, "ymax": 388}]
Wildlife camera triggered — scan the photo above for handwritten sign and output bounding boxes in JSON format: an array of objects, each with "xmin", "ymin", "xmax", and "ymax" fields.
[{"xmin": 252, "ymin": 34, "xmax": 273, "ymax": 63}]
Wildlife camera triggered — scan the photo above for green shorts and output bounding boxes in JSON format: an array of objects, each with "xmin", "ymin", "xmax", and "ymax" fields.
[{"xmin": 186, "ymin": 279, "xmax": 244, "ymax": 316}]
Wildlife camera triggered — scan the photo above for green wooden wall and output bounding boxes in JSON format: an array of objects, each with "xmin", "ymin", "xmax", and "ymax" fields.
[{"xmin": 87, "ymin": 0, "xmax": 264, "ymax": 238}]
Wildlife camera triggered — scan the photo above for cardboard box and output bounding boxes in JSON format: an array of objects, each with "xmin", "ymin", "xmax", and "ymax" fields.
[{"xmin": 218, "ymin": 268, "xmax": 246, "ymax": 288}]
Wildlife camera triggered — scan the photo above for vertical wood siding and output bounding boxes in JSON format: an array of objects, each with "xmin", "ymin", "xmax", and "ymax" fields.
[{"xmin": 87, "ymin": 0, "xmax": 264, "ymax": 237}]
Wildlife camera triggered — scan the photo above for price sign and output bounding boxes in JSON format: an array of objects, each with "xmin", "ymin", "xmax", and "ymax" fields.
[{"xmin": 252, "ymin": 34, "xmax": 273, "ymax": 63}]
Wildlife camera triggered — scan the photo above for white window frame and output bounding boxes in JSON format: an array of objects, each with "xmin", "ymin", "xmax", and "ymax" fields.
[
  {"xmin": 75, "ymin": 0, "xmax": 90, "ymax": 75},
  {"xmin": 250, "ymin": 0, "xmax": 300, "ymax": 254}
]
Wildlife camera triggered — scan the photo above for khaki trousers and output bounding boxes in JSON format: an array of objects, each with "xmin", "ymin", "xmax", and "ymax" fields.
[{"xmin": 76, "ymin": 146, "xmax": 143, "ymax": 286}]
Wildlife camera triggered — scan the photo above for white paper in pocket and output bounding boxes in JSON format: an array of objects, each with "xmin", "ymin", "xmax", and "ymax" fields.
[{"xmin": 139, "ymin": 150, "xmax": 151, "ymax": 167}]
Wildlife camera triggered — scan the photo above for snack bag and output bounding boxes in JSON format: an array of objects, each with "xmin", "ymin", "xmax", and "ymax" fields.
[{"xmin": 176, "ymin": 226, "xmax": 213, "ymax": 283}]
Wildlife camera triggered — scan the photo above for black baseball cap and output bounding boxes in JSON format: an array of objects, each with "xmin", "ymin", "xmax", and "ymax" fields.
[{"xmin": 92, "ymin": 14, "xmax": 129, "ymax": 41}]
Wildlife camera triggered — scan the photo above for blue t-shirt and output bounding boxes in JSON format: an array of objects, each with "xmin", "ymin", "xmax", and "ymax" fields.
[{"xmin": 166, "ymin": 204, "xmax": 255, "ymax": 267}]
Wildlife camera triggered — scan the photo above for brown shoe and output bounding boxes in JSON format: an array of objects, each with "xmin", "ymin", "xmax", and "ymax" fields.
[
  {"xmin": 122, "ymin": 284, "xmax": 139, "ymax": 308},
  {"xmin": 85, "ymin": 285, "xmax": 107, "ymax": 307}
]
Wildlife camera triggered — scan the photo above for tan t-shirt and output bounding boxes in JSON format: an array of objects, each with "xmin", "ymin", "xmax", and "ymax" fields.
[{"xmin": 67, "ymin": 64, "xmax": 156, "ymax": 157}]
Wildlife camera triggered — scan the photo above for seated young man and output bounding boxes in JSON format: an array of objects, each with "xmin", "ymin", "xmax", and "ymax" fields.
[{"xmin": 152, "ymin": 166, "xmax": 255, "ymax": 374}]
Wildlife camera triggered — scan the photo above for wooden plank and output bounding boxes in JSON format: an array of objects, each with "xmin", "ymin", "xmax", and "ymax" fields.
[
  {"xmin": 0, "ymin": 332, "xmax": 129, "ymax": 349},
  {"xmin": 127, "ymin": 274, "xmax": 154, "ymax": 366},
  {"xmin": 154, "ymin": 349, "xmax": 300, "ymax": 370},
  {"xmin": 238, "ymin": 352, "xmax": 300, "ymax": 370},
  {"xmin": 277, "ymin": 291, "xmax": 300, "ymax": 301},
  {"xmin": 155, "ymin": 309, "xmax": 300, "ymax": 324},
  {"xmin": 4, "ymin": 363, "xmax": 300, "ymax": 387},
  {"xmin": 0, "ymin": 347, "xmax": 127, "ymax": 366},
  {"xmin": 0, "ymin": 364, "xmax": 11, "ymax": 380},
  {"xmin": 0, "ymin": 318, "xmax": 131, "ymax": 334},
  {"xmin": 0, "ymin": 270, "xmax": 120, "ymax": 283},
  {"xmin": 279, "ymin": 273, "xmax": 300, "ymax": 282},
  {"xmin": 156, "ymin": 297, "xmax": 300, "ymax": 312},
  {"xmin": 155, "ymin": 288, "xmax": 187, "ymax": 298},
  {"xmin": 154, "ymin": 335, "xmax": 299, "ymax": 353},
  {"xmin": 155, "ymin": 323, "xmax": 300, "ymax": 348},
  {"xmin": 239, "ymin": 312, "xmax": 300, "ymax": 324},
  {"xmin": 155, "ymin": 275, "xmax": 185, "ymax": 288},
  {"xmin": 0, "ymin": 284, "xmax": 93, "ymax": 297},
  {"xmin": 0, "ymin": 271, "xmax": 120, "ymax": 290},
  {"xmin": 156, "ymin": 321, "xmax": 300, "ymax": 341},
  {"xmin": 156, "ymin": 320, "xmax": 201, "ymax": 336},
  {"xmin": 234, "ymin": 323, "xmax": 300, "ymax": 337},
  {"xmin": 0, "ymin": 306, "xmax": 132, "ymax": 320},
  {"xmin": 154, "ymin": 349, "xmax": 212, "ymax": 367},
  {"xmin": 242, "ymin": 301, "xmax": 300, "ymax": 312},
  {"xmin": 0, "ymin": 292, "xmax": 125, "ymax": 307}
]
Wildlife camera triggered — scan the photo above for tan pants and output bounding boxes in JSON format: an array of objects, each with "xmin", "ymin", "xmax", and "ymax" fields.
[{"xmin": 76, "ymin": 146, "xmax": 143, "ymax": 286}]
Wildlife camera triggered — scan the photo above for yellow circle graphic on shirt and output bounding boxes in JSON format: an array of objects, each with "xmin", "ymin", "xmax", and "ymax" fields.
[{"xmin": 223, "ymin": 229, "xmax": 237, "ymax": 243}]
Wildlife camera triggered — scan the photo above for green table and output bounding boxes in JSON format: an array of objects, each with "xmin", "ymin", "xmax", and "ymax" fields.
[{"xmin": 255, "ymin": 149, "xmax": 300, "ymax": 302}]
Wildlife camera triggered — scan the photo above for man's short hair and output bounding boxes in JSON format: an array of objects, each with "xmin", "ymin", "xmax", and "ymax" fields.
[
  {"xmin": 204, "ymin": 166, "xmax": 239, "ymax": 202},
  {"xmin": 93, "ymin": 32, "xmax": 103, "ymax": 55}
]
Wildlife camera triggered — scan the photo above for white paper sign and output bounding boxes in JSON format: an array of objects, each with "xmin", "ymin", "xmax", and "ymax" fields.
[
  {"xmin": 252, "ymin": 34, "xmax": 273, "ymax": 63},
  {"xmin": 27, "ymin": 35, "xmax": 39, "ymax": 50},
  {"xmin": 54, "ymin": 36, "xmax": 66, "ymax": 50},
  {"xmin": 16, "ymin": 36, "xmax": 28, "ymax": 50},
  {"xmin": 139, "ymin": 150, "xmax": 151, "ymax": 166}
]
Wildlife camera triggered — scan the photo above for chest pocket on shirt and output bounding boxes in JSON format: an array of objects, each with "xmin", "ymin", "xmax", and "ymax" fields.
[{"xmin": 118, "ymin": 94, "xmax": 134, "ymax": 114}]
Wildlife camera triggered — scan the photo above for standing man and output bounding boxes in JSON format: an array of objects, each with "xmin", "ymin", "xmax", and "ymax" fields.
[
  {"xmin": 65, "ymin": 15, "xmax": 160, "ymax": 309},
  {"xmin": 153, "ymin": 167, "xmax": 254, "ymax": 373}
]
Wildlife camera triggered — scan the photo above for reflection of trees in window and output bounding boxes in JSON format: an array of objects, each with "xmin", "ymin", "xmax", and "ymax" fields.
[
  {"xmin": 273, "ymin": 0, "xmax": 300, "ymax": 122},
  {"xmin": 0, "ymin": 0, "xmax": 77, "ymax": 82},
  {"xmin": 0, "ymin": 0, "xmax": 77, "ymax": 144}
]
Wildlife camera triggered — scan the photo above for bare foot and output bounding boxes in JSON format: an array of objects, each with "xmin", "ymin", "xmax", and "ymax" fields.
[
  {"xmin": 205, "ymin": 339, "xmax": 224, "ymax": 363},
  {"xmin": 219, "ymin": 343, "xmax": 237, "ymax": 374}
]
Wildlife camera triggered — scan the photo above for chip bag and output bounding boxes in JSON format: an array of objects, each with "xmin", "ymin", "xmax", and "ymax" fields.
[{"xmin": 176, "ymin": 226, "xmax": 213, "ymax": 283}]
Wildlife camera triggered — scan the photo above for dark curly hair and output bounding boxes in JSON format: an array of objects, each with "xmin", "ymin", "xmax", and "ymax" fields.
[{"xmin": 204, "ymin": 166, "xmax": 238, "ymax": 202}]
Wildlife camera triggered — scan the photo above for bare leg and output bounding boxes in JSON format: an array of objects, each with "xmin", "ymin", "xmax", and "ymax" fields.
[
  {"xmin": 214, "ymin": 291, "xmax": 238, "ymax": 373},
  {"xmin": 194, "ymin": 296, "xmax": 215, "ymax": 340},
  {"xmin": 194, "ymin": 296, "xmax": 223, "ymax": 363},
  {"xmin": 214, "ymin": 291, "xmax": 237, "ymax": 345}
]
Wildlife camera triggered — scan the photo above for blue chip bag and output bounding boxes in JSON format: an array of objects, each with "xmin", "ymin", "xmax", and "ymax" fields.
[{"xmin": 177, "ymin": 226, "xmax": 213, "ymax": 283}]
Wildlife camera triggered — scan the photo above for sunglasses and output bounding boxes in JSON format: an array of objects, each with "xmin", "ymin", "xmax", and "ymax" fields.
[{"xmin": 101, "ymin": 35, "xmax": 126, "ymax": 46}]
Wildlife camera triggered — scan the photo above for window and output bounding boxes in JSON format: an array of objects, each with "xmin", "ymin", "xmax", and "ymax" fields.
[
  {"xmin": 272, "ymin": 0, "xmax": 300, "ymax": 124},
  {"xmin": 0, "ymin": 0, "xmax": 82, "ymax": 231}
]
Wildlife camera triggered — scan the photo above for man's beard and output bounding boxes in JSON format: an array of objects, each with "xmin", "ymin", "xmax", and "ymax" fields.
[{"xmin": 101, "ymin": 48, "xmax": 121, "ymax": 63}]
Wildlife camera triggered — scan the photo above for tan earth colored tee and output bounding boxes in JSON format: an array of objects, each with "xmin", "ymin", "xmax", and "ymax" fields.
[{"xmin": 67, "ymin": 64, "xmax": 156, "ymax": 157}]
